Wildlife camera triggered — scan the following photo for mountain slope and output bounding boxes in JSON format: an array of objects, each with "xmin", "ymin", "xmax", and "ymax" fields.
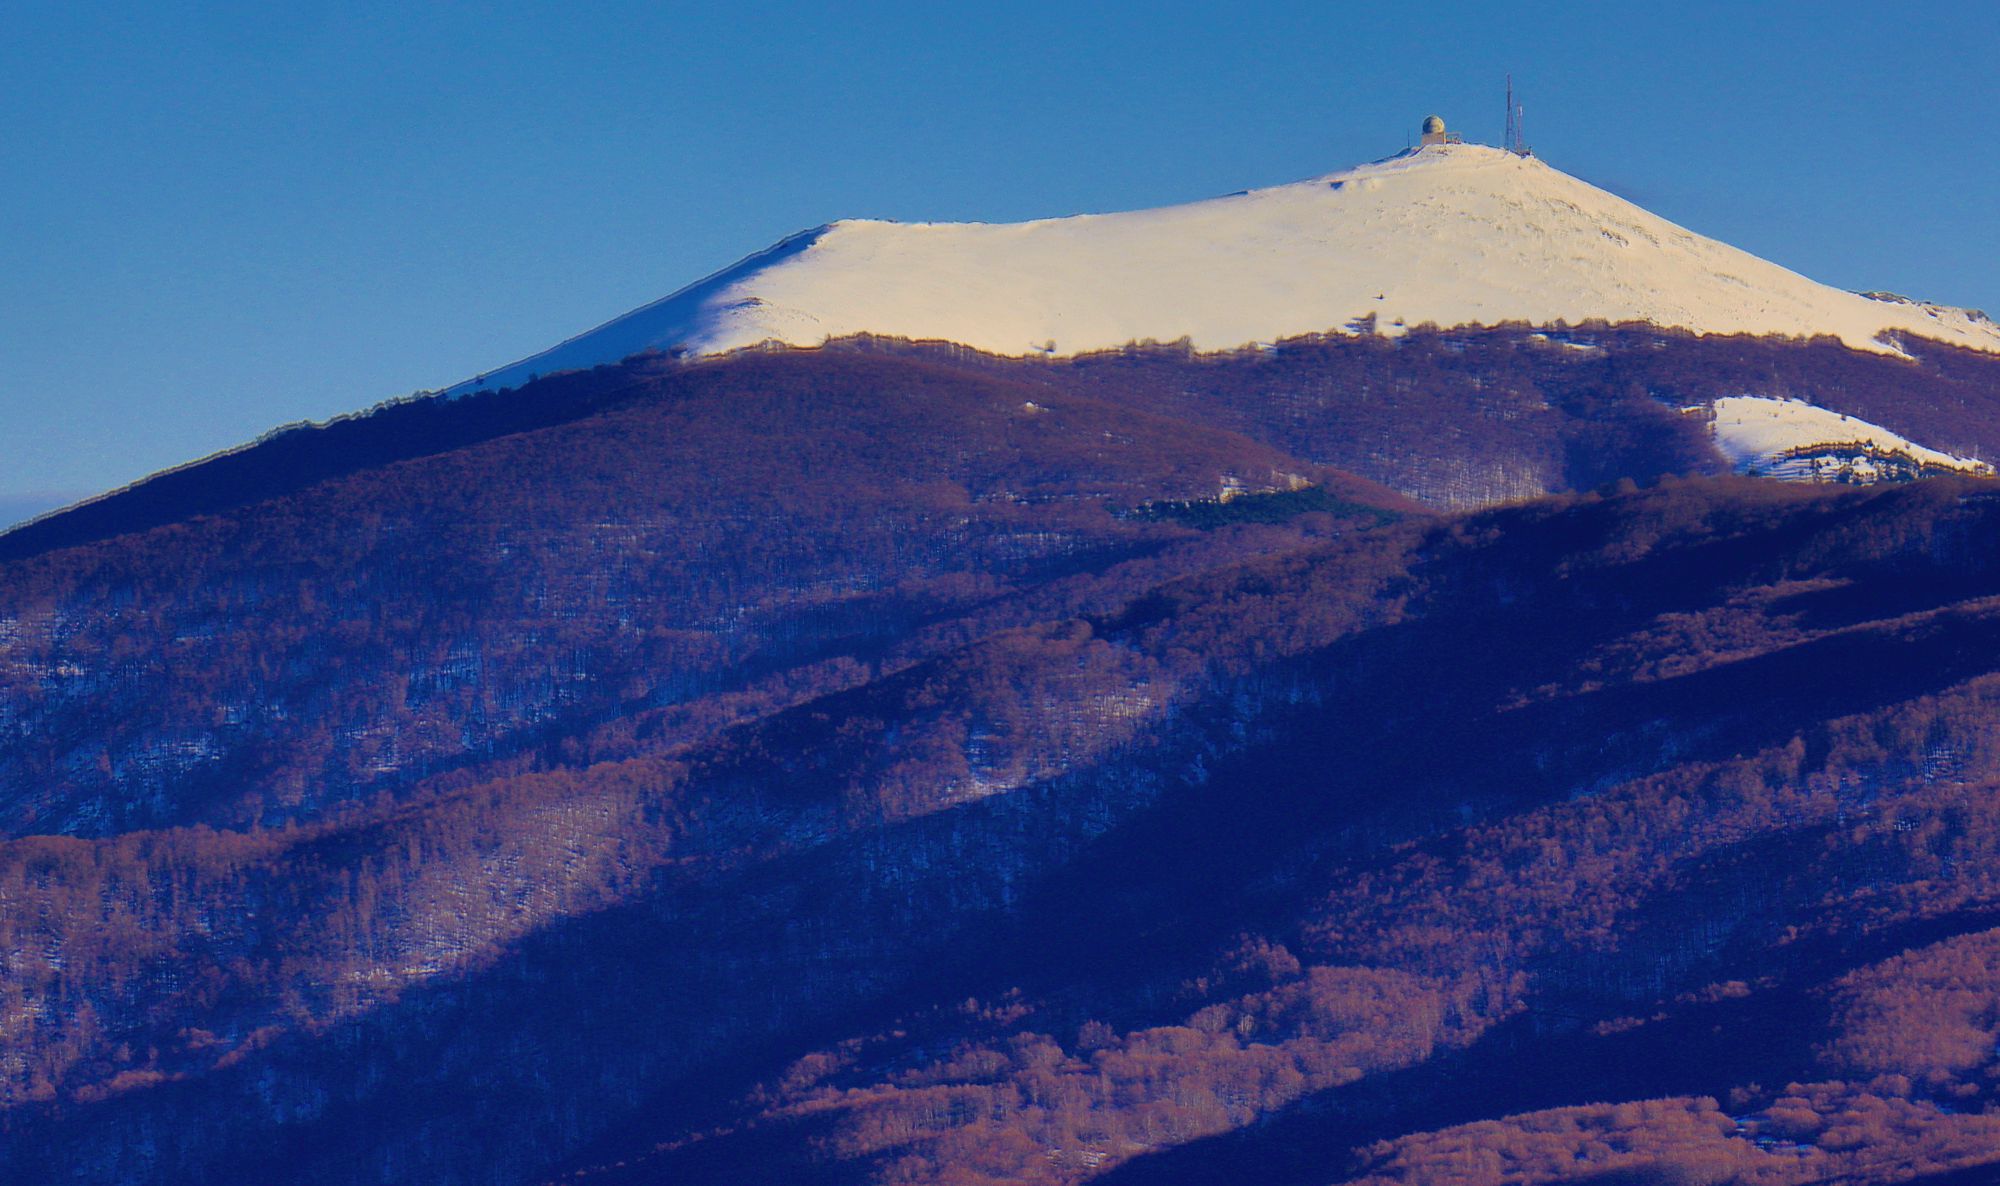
[
  {"xmin": 12, "ymin": 135, "xmax": 2000, "ymax": 1186},
  {"xmin": 17, "ymin": 476, "xmax": 2000, "ymax": 1186},
  {"xmin": 445, "ymin": 144, "xmax": 2000, "ymax": 396},
  {"xmin": 0, "ymin": 349, "xmax": 1416, "ymax": 837},
  {"xmin": 32, "ymin": 327, "xmax": 2000, "ymax": 837},
  {"xmin": 540, "ymin": 477, "xmax": 2000, "ymax": 1186},
  {"xmin": 19, "ymin": 324, "xmax": 2000, "ymax": 568}
]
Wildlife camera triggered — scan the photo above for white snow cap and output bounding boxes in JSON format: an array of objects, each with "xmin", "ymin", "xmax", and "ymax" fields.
[{"xmin": 444, "ymin": 144, "xmax": 2000, "ymax": 396}]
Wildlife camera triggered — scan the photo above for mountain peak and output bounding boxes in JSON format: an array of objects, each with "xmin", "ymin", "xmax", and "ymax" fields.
[{"xmin": 443, "ymin": 144, "xmax": 2000, "ymax": 396}]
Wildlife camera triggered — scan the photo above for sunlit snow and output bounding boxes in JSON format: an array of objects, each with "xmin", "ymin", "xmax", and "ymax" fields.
[
  {"xmin": 1707, "ymin": 395, "xmax": 1992, "ymax": 481},
  {"xmin": 443, "ymin": 144, "xmax": 2000, "ymax": 396}
]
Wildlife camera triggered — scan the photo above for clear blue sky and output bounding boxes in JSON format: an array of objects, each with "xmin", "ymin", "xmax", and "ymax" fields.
[{"xmin": 3, "ymin": 1, "xmax": 1996, "ymax": 525}]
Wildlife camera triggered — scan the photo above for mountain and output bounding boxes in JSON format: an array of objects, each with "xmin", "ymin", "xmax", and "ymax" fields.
[
  {"xmin": 8, "ymin": 135, "xmax": 2000, "ymax": 1186},
  {"xmin": 443, "ymin": 142, "xmax": 2000, "ymax": 398},
  {"xmin": 12, "ymin": 135, "xmax": 1999, "ymax": 565},
  {"xmin": 12, "ymin": 322, "xmax": 2000, "ymax": 567},
  {"xmin": 11, "ymin": 410, "xmax": 2000, "ymax": 1185}
]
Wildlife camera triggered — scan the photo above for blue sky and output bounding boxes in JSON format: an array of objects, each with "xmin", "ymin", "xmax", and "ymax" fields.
[{"xmin": 2, "ymin": 1, "xmax": 1996, "ymax": 523}]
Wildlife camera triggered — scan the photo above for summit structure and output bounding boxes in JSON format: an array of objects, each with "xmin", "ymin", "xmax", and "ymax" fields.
[
  {"xmin": 1418, "ymin": 114, "xmax": 1460, "ymax": 146},
  {"xmin": 444, "ymin": 139, "xmax": 2000, "ymax": 396}
]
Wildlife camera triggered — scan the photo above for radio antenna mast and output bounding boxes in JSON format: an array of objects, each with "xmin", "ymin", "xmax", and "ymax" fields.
[{"xmin": 1504, "ymin": 74, "xmax": 1531, "ymax": 156}]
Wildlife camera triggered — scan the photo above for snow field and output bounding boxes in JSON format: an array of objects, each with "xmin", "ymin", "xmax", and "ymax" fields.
[{"xmin": 444, "ymin": 144, "xmax": 2000, "ymax": 398}]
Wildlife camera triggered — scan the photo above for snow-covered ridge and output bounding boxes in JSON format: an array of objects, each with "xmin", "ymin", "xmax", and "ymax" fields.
[
  {"xmin": 442, "ymin": 144, "xmax": 2000, "ymax": 396},
  {"xmin": 1706, "ymin": 396, "xmax": 1993, "ymax": 483}
]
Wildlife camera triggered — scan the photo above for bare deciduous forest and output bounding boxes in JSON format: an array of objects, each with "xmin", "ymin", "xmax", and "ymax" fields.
[{"xmin": 7, "ymin": 331, "xmax": 2000, "ymax": 1184}]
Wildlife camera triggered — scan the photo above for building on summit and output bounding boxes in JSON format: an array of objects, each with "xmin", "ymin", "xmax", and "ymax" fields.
[{"xmin": 1419, "ymin": 115, "xmax": 1462, "ymax": 147}]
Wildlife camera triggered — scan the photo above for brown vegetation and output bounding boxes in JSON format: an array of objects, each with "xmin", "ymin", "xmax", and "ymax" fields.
[{"xmin": 5, "ymin": 336, "xmax": 2000, "ymax": 1184}]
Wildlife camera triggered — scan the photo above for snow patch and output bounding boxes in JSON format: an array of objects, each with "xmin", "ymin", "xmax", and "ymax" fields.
[
  {"xmin": 1528, "ymin": 333, "xmax": 1602, "ymax": 354},
  {"xmin": 1705, "ymin": 396, "xmax": 1992, "ymax": 483}
]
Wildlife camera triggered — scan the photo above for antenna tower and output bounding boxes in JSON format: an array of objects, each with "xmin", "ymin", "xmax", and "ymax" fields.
[
  {"xmin": 1505, "ymin": 75, "xmax": 1517, "ymax": 151},
  {"xmin": 1504, "ymin": 74, "xmax": 1530, "ymax": 156}
]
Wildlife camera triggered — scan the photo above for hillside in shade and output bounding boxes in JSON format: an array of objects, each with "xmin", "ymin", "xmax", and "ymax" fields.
[
  {"xmin": 4, "ymin": 336, "xmax": 2000, "ymax": 1185},
  {"xmin": 443, "ymin": 142, "xmax": 2000, "ymax": 397},
  {"xmin": 15, "ymin": 325, "xmax": 2000, "ymax": 569}
]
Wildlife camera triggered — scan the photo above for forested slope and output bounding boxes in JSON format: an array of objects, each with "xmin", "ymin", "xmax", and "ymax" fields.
[{"xmin": 7, "ymin": 342, "xmax": 2000, "ymax": 1184}]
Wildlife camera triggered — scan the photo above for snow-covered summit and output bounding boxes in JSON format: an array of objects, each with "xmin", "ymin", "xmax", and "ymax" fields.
[{"xmin": 442, "ymin": 143, "xmax": 2000, "ymax": 396}]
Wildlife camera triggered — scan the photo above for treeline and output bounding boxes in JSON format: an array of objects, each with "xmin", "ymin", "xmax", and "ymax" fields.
[{"xmin": 837, "ymin": 324, "xmax": 2000, "ymax": 506}]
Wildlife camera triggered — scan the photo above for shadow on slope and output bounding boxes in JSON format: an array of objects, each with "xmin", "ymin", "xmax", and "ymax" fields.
[{"xmin": 13, "ymin": 480, "xmax": 2000, "ymax": 1185}]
